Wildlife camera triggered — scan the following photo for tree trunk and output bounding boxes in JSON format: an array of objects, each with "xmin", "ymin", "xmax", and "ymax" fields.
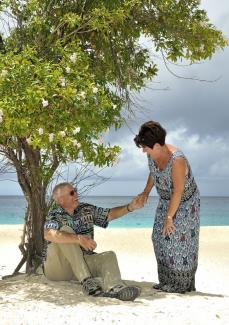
[
  {"xmin": 4, "ymin": 186, "xmax": 48, "ymax": 278},
  {"xmin": 6, "ymin": 148, "xmax": 48, "ymax": 274},
  {"xmin": 25, "ymin": 188, "xmax": 47, "ymax": 274},
  {"xmin": 3, "ymin": 143, "xmax": 59, "ymax": 277}
]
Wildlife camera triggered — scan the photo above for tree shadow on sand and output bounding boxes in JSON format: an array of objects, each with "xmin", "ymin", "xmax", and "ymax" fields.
[{"xmin": 0, "ymin": 274, "xmax": 226, "ymax": 308}]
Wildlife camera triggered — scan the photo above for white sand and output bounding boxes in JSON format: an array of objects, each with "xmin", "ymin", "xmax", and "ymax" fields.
[{"xmin": 0, "ymin": 225, "xmax": 229, "ymax": 325}]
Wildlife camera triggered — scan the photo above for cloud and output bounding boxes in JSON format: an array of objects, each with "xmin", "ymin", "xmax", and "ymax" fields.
[
  {"xmin": 105, "ymin": 126, "xmax": 229, "ymax": 180},
  {"xmin": 90, "ymin": 124, "xmax": 229, "ymax": 196}
]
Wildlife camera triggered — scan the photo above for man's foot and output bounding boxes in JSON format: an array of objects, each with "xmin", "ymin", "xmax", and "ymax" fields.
[
  {"xmin": 81, "ymin": 277, "xmax": 103, "ymax": 296},
  {"xmin": 102, "ymin": 285, "xmax": 141, "ymax": 301}
]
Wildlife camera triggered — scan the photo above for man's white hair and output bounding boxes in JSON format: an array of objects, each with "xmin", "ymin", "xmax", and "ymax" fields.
[{"xmin": 52, "ymin": 182, "xmax": 73, "ymax": 202}]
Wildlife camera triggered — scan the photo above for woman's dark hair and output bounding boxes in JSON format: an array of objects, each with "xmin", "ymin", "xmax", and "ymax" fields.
[{"xmin": 134, "ymin": 121, "xmax": 166, "ymax": 148}]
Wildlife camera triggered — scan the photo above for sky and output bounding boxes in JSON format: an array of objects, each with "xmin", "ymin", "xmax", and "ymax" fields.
[{"xmin": 0, "ymin": 1, "xmax": 229, "ymax": 196}]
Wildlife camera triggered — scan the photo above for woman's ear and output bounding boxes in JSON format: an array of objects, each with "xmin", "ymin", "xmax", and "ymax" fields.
[{"xmin": 153, "ymin": 143, "xmax": 161, "ymax": 150}]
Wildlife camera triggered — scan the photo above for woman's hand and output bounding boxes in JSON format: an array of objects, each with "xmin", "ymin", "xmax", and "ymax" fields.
[
  {"xmin": 138, "ymin": 191, "xmax": 150, "ymax": 204},
  {"xmin": 163, "ymin": 218, "xmax": 175, "ymax": 236}
]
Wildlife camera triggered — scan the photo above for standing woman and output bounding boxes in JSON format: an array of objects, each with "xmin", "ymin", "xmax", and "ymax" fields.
[{"xmin": 134, "ymin": 121, "xmax": 200, "ymax": 293}]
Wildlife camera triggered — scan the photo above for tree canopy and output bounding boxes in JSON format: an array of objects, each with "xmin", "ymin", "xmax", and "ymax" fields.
[{"xmin": 0, "ymin": 1, "xmax": 226, "ymax": 174}]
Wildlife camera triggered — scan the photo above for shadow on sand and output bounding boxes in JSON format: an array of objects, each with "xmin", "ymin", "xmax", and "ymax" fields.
[{"xmin": 0, "ymin": 274, "xmax": 226, "ymax": 307}]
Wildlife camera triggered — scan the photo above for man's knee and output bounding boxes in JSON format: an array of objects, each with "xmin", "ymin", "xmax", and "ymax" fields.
[
  {"xmin": 102, "ymin": 250, "xmax": 118, "ymax": 261},
  {"xmin": 107, "ymin": 250, "xmax": 117, "ymax": 258}
]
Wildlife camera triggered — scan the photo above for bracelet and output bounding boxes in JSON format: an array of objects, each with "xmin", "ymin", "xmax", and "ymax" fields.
[
  {"xmin": 126, "ymin": 204, "xmax": 133, "ymax": 212},
  {"xmin": 166, "ymin": 215, "xmax": 173, "ymax": 220}
]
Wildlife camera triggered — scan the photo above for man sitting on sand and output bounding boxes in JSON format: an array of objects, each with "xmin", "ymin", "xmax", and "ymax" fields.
[{"xmin": 43, "ymin": 182, "xmax": 144, "ymax": 301}]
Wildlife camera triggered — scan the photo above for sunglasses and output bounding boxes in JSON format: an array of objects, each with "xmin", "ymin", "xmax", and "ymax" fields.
[{"xmin": 69, "ymin": 189, "xmax": 77, "ymax": 196}]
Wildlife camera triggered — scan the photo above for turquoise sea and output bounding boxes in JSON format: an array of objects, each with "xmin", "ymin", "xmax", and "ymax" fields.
[{"xmin": 0, "ymin": 196, "xmax": 228, "ymax": 227}]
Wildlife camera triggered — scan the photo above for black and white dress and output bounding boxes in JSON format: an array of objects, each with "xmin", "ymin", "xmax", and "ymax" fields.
[{"xmin": 148, "ymin": 150, "xmax": 200, "ymax": 293}]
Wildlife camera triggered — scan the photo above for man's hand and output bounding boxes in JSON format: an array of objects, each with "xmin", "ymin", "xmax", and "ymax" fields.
[{"xmin": 78, "ymin": 235, "xmax": 97, "ymax": 251}]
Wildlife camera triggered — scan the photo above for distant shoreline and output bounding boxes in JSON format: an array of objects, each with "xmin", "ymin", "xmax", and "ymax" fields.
[{"xmin": 1, "ymin": 196, "xmax": 229, "ymax": 226}]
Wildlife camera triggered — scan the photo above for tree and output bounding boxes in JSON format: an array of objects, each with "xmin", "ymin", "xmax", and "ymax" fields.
[{"xmin": 0, "ymin": 0, "xmax": 227, "ymax": 274}]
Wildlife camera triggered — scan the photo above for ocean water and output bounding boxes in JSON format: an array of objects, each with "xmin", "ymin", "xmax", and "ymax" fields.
[{"xmin": 0, "ymin": 196, "xmax": 228, "ymax": 227}]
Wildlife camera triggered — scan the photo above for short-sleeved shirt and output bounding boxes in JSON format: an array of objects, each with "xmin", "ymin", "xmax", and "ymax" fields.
[{"xmin": 43, "ymin": 202, "xmax": 110, "ymax": 260}]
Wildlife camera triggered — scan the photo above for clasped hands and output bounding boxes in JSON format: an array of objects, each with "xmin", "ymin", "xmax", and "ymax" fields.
[{"xmin": 128, "ymin": 191, "xmax": 149, "ymax": 211}]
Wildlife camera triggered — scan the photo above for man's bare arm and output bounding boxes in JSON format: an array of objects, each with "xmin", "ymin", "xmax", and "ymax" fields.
[
  {"xmin": 44, "ymin": 229, "xmax": 97, "ymax": 251},
  {"xmin": 108, "ymin": 196, "xmax": 144, "ymax": 221}
]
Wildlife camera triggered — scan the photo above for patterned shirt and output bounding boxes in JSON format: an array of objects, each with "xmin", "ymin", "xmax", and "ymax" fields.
[{"xmin": 43, "ymin": 202, "xmax": 110, "ymax": 260}]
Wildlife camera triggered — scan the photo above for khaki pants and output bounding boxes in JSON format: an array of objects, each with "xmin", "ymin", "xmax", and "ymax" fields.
[{"xmin": 44, "ymin": 226, "xmax": 123, "ymax": 291}]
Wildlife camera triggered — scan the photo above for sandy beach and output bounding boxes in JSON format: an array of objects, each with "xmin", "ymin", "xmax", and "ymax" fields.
[{"xmin": 0, "ymin": 225, "xmax": 229, "ymax": 325}]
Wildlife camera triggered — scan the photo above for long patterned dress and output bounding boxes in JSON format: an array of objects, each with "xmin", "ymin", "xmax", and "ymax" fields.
[{"xmin": 148, "ymin": 150, "xmax": 200, "ymax": 293}]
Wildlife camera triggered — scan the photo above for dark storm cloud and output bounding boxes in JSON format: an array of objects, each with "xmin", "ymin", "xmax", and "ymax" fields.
[
  {"xmin": 136, "ymin": 48, "xmax": 229, "ymax": 138},
  {"xmin": 107, "ymin": 44, "xmax": 229, "ymax": 141}
]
